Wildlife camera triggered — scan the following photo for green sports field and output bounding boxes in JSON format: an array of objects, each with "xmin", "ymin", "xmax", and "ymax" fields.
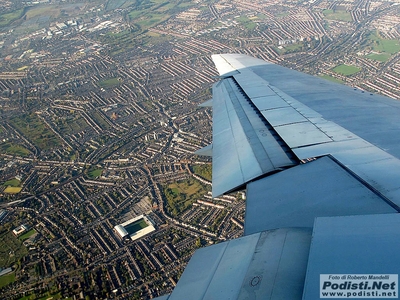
[{"xmin": 332, "ymin": 64, "xmax": 360, "ymax": 76}]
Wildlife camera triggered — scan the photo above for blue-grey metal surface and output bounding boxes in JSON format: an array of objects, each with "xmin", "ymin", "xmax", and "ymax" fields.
[
  {"xmin": 215, "ymin": 54, "xmax": 400, "ymax": 157},
  {"xmin": 238, "ymin": 228, "xmax": 311, "ymax": 300},
  {"xmin": 168, "ymin": 241, "xmax": 228, "ymax": 300},
  {"xmin": 168, "ymin": 229, "xmax": 312, "ymax": 300},
  {"xmin": 199, "ymin": 99, "xmax": 213, "ymax": 107},
  {"xmin": 167, "ymin": 54, "xmax": 400, "ymax": 300},
  {"xmin": 251, "ymin": 95, "xmax": 290, "ymax": 110},
  {"xmin": 303, "ymin": 214, "xmax": 400, "ymax": 300},
  {"xmin": 202, "ymin": 233, "xmax": 260, "ymax": 299},
  {"xmin": 212, "ymin": 81, "xmax": 264, "ymax": 196},
  {"xmin": 212, "ymin": 53, "xmax": 400, "ymax": 208},
  {"xmin": 273, "ymin": 122, "xmax": 332, "ymax": 148},
  {"xmin": 292, "ymin": 132, "xmax": 400, "ymax": 209},
  {"xmin": 244, "ymin": 156, "xmax": 397, "ymax": 235},
  {"xmin": 260, "ymin": 107, "xmax": 308, "ymax": 126},
  {"xmin": 211, "ymin": 77, "xmax": 296, "ymax": 197},
  {"xmin": 194, "ymin": 144, "xmax": 213, "ymax": 156},
  {"xmin": 212, "ymin": 54, "xmax": 241, "ymax": 76},
  {"xmin": 153, "ymin": 295, "xmax": 170, "ymax": 300}
]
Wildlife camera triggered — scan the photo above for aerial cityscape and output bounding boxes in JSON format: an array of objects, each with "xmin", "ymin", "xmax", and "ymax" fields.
[{"xmin": 0, "ymin": 0, "xmax": 399, "ymax": 299}]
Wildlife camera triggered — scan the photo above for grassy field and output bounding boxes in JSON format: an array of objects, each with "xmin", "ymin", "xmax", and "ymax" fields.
[
  {"xmin": 192, "ymin": 164, "xmax": 212, "ymax": 181},
  {"xmin": 88, "ymin": 169, "xmax": 103, "ymax": 178},
  {"xmin": 25, "ymin": 6, "xmax": 60, "ymax": 19},
  {"xmin": 17, "ymin": 66, "xmax": 29, "ymax": 71},
  {"xmin": 101, "ymin": 30, "xmax": 141, "ymax": 55},
  {"xmin": 332, "ymin": 64, "xmax": 360, "ymax": 76},
  {"xmin": 0, "ymin": 142, "xmax": 30, "ymax": 157},
  {"xmin": 124, "ymin": 219, "xmax": 149, "ymax": 234},
  {"xmin": 169, "ymin": 180, "xmax": 202, "ymax": 196},
  {"xmin": 54, "ymin": 113, "xmax": 90, "ymax": 136},
  {"xmin": 0, "ymin": 9, "xmax": 24, "ymax": 27},
  {"xmin": 283, "ymin": 43, "xmax": 304, "ymax": 53},
  {"xmin": 10, "ymin": 114, "xmax": 61, "ymax": 151},
  {"xmin": 105, "ymin": 0, "xmax": 128, "ymax": 10},
  {"xmin": 136, "ymin": 13, "xmax": 168, "ymax": 28},
  {"xmin": 367, "ymin": 31, "xmax": 400, "ymax": 54},
  {"xmin": 366, "ymin": 52, "xmax": 391, "ymax": 62},
  {"xmin": 256, "ymin": 13, "xmax": 267, "ymax": 20},
  {"xmin": 322, "ymin": 9, "xmax": 352, "ymax": 22},
  {"xmin": 91, "ymin": 111, "xmax": 112, "ymax": 130},
  {"xmin": 237, "ymin": 16, "xmax": 257, "ymax": 30},
  {"xmin": 319, "ymin": 74, "xmax": 344, "ymax": 83},
  {"xmin": 24, "ymin": 3, "xmax": 86, "ymax": 20},
  {"xmin": 18, "ymin": 291, "xmax": 64, "ymax": 300},
  {"xmin": 277, "ymin": 12, "xmax": 290, "ymax": 18},
  {"xmin": 0, "ymin": 231, "xmax": 28, "ymax": 269},
  {"xmin": 4, "ymin": 179, "xmax": 21, "ymax": 187},
  {"xmin": 0, "ymin": 272, "xmax": 15, "ymax": 289},
  {"xmin": 98, "ymin": 78, "xmax": 120, "ymax": 88},
  {"xmin": 4, "ymin": 187, "xmax": 22, "ymax": 194},
  {"xmin": 164, "ymin": 179, "xmax": 208, "ymax": 216},
  {"xmin": 18, "ymin": 229, "xmax": 36, "ymax": 241},
  {"xmin": 102, "ymin": 0, "xmax": 194, "ymax": 56}
]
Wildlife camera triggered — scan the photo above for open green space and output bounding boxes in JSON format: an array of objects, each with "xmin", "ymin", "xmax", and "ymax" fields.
[
  {"xmin": 18, "ymin": 291, "xmax": 64, "ymax": 300},
  {"xmin": 256, "ymin": 13, "xmax": 267, "ymax": 20},
  {"xmin": 106, "ymin": 0, "xmax": 128, "ymax": 10},
  {"xmin": 168, "ymin": 180, "xmax": 202, "ymax": 196},
  {"xmin": 126, "ymin": 0, "xmax": 186, "ymax": 25},
  {"xmin": 366, "ymin": 53, "xmax": 391, "ymax": 62},
  {"xmin": 4, "ymin": 187, "xmax": 22, "ymax": 194},
  {"xmin": 24, "ymin": 6, "xmax": 60, "ymax": 20},
  {"xmin": 120, "ymin": 0, "xmax": 140, "ymax": 9},
  {"xmin": 10, "ymin": 114, "xmax": 61, "ymax": 151},
  {"xmin": 136, "ymin": 13, "xmax": 168, "ymax": 28},
  {"xmin": 237, "ymin": 15, "xmax": 257, "ymax": 30},
  {"xmin": 0, "ymin": 142, "xmax": 30, "ymax": 157},
  {"xmin": 4, "ymin": 178, "xmax": 21, "ymax": 187},
  {"xmin": 277, "ymin": 11, "xmax": 289, "ymax": 18},
  {"xmin": 124, "ymin": 219, "xmax": 149, "ymax": 234},
  {"xmin": 332, "ymin": 64, "xmax": 360, "ymax": 76},
  {"xmin": 192, "ymin": 164, "xmax": 212, "ymax": 181},
  {"xmin": 322, "ymin": 9, "xmax": 352, "ymax": 22},
  {"xmin": 53, "ymin": 112, "xmax": 90, "ymax": 136},
  {"xmin": 98, "ymin": 77, "xmax": 120, "ymax": 88},
  {"xmin": 100, "ymin": 30, "xmax": 141, "ymax": 55},
  {"xmin": 0, "ymin": 231, "xmax": 28, "ymax": 269},
  {"xmin": 91, "ymin": 111, "xmax": 112, "ymax": 130},
  {"xmin": 88, "ymin": 168, "xmax": 103, "ymax": 178},
  {"xmin": 128, "ymin": 9, "xmax": 145, "ymax": 20},
  {"xmin": 283, "ymin": 43, "xmax": 304, "ymax": 53},
  {"xmin": 0, "ymin": 272, "xmax": 15, "ymax": 289},
  {"xmin": 319, "ymin": 74, "xmax": 344, "ymax": 84},
  {"xmin": 367, "ymin": 31, "xmax": 400, "ymax": 54},
  {"xmin": 37, "ymin": 292, "xmax": 63, "ymax": 300},
  {"xmin": 0, "ymin": 9, "xmax": 24, "ymax": 27},
  {"xmin": 101, "ymin": 0, "xmax": 194, "ymax": 56},
  {"xmin": 23, "ymin": 2, "xmax": 86, "ymax": 20},
  {"xmin": 18, "ymin": 229, "xmax": 36, "ymax": 241},
  {"xmin": 177, "ymin": 0, "xmax": 194, "ymax": 9},
  {"xmin": 164, "ymin": 178, "xmax": 209, "ymax": 217}
]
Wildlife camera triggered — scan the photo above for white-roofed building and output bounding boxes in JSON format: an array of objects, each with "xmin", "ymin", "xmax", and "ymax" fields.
[{"xmin": 114, "ymin": 215, "xmax": 156, "ymax": 241}]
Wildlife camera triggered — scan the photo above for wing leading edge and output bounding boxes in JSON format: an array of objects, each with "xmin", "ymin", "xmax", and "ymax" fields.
[{"xmin": 155, "ymin": 54, "xmax": 400, "ymax": 300}]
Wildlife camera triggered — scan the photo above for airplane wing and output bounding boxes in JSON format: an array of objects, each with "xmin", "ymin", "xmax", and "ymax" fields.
[{"xmin": 156, "ymin": 54, "xmax": 400, "ymax": 300}]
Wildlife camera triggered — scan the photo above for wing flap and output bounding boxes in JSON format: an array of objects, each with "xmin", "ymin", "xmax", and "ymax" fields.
[
  {"xmin": 212, "ymin": 78, "xmax": 297, "ymax": 197},
  {"xmin": 244, "ymin": 156, "xmax": 397, "ymax": 235}
]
